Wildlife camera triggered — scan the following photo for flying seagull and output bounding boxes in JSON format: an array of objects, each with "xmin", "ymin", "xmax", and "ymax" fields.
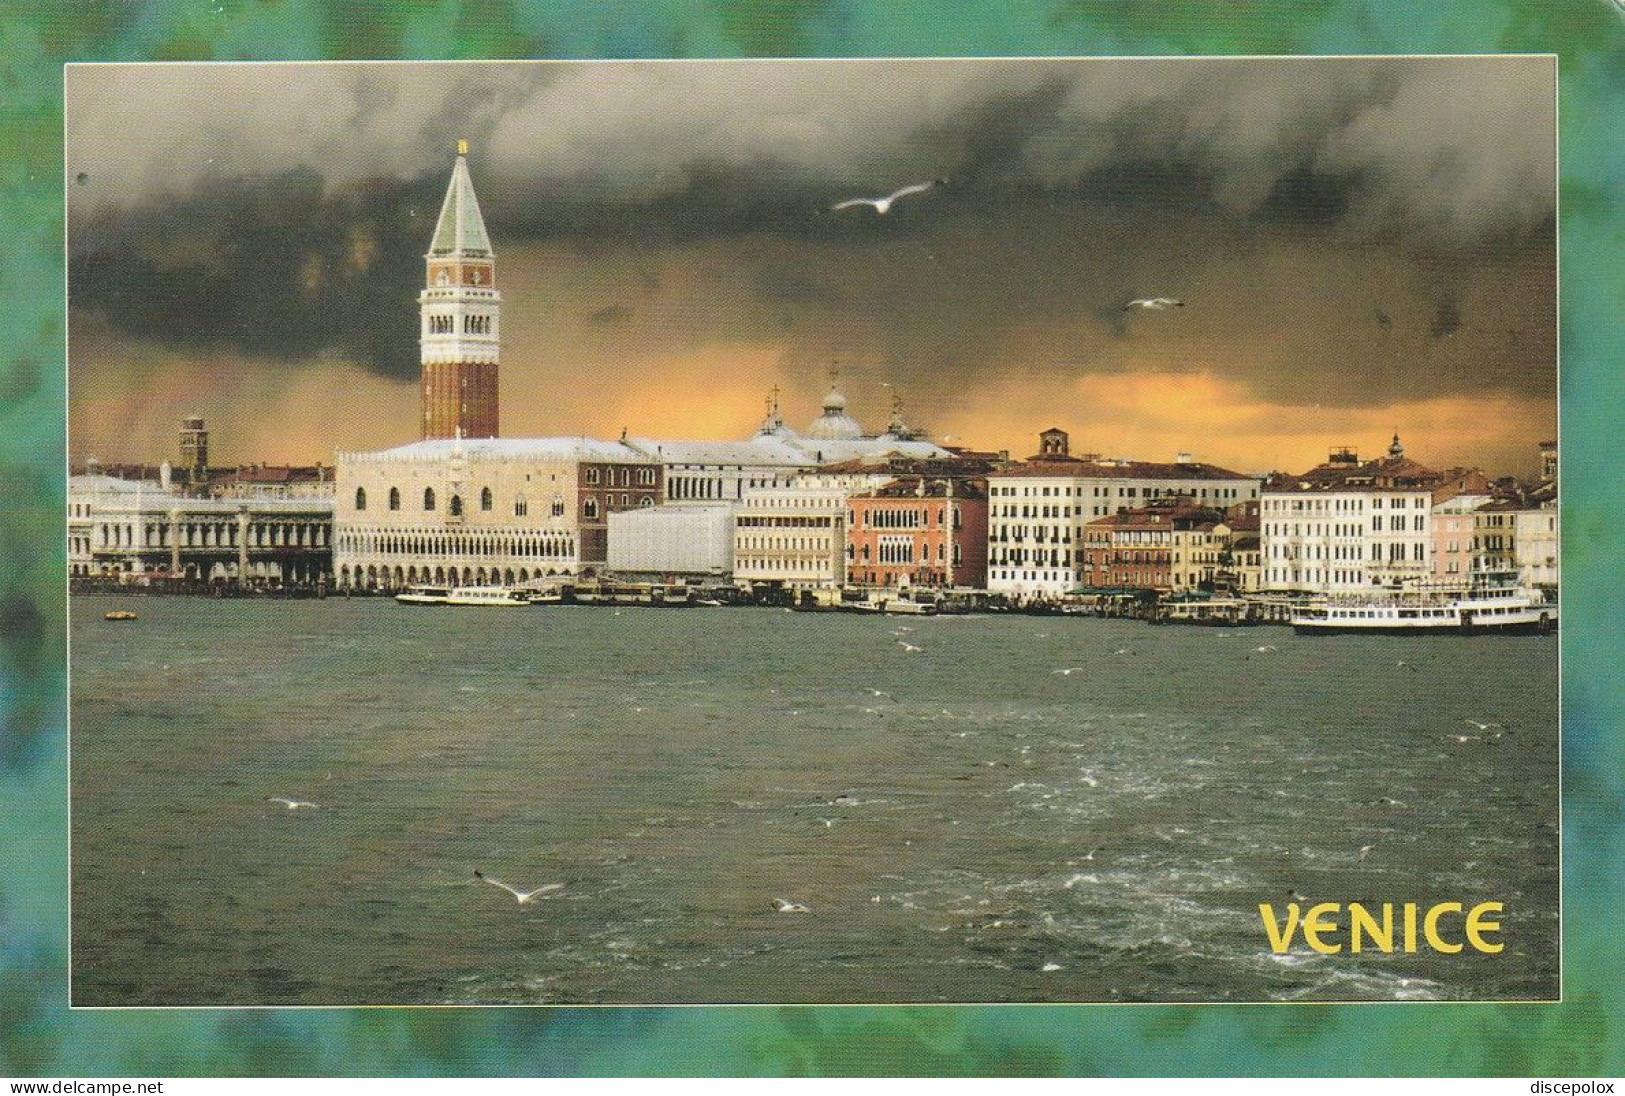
[
  {"xmin": 474, "ymin": 870, "xmax": 564, "ymax": 905},
  {"xmin": 774, "ymin": 898, "xmax": 811, "ymax": 913},
  {"xmin": 832, "ymin": 179, "xmax": 945, "ymax": 214},
  {"xmin": 268, "ymin": 797, "xmax": 317, "ymax": 810},
  {"xmin": 1051, "ymin": 667, "xmax": 1086, "ymax": 676},
  {"xmin": 898, "ymin": 641, "xmax": 924, "ymax": 653},
  {"xmin": 1463, "ymin": 719, "xmax": 1502, "ymax": 731},
  {"xmin": 1123, "ymin": 297, "xmax": 1185, "ymax": 311}
]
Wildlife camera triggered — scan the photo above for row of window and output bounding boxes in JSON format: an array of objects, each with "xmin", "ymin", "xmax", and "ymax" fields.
[
  {"xmin": 425, "ymin": 314, "xmax": 493, "ymax": 335},
  {"xmin": 990, "ymin": 548, "xmax": 1074, "ymax": 568},
  {"xmin": 992, "ymin": 526, "xmax": 1072, "ymax": 544},
  {"xmin": 355, "ymin": 486, "xmax": 572, "ymax": 518},
  {"xmin": 83, "ymin": 521, "xmax": 326, "ymax": 550},
  {"xmin": 1263, "ymin": 495, "xmax": 1428, "ymax": 512},
  {"xmin": 1270, "ymin": 542, "xmax": 1426, "ymax": 562},
  {"xmin": 845, "ymin": 542, "xmax": 962, "ymax": 565},
  {"xmin": 736, "ymin": 559, "xmax": 832, "ymax": 573},
  {"xmin": 737, "ymin": 536, "xmax": 835, "ymax": 553},
  {"xmin": 988, "ymin": 570, "xmax": 1071, "ymax": 585},
  {"xmin": 335, "ymin": 528, "xmax": 576, "ymax": 560},
  {"xmin": 587, "ymin": 466, "xmax": 657, "ymax": 487},
  {"xmin": 991, "ymin": 484, "xmax": 1249, "ymax": 499},
  {"xmin": 736, "ymin": 516, "xmax": 835, "ymax": 529}
]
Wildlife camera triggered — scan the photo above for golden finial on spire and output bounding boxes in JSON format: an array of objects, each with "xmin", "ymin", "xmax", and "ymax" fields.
[{"xmin": 458, "ymin": 139, "xmax": 469, "ymax": 156}]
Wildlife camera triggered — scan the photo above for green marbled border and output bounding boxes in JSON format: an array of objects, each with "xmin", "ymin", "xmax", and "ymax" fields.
[{"xmin": 2, "ymin": 0, "xmax": 1620, "ymax": 1076}]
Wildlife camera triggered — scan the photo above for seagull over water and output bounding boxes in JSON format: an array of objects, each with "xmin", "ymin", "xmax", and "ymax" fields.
[
  {"xmin": 1051, "ymin": 667, "xmax": 1085, "ymax": 676},
  {"xmin": 474, "ymin": 870, "xmax": 564, "ymax": 905},
  {"xmin": 774, "ymin": 898, "xmax": 811, "ymax": 913},
  {"xmin": 832, "ymin": 179, "xmax": 945, "ymax": 214},
  {"xmin": 1124, "ymin": 297, "xmax": 1185, "ymax": 311},
  {"xmin": 898, "ymin": 641, "xmax": 924, "ymax": 653},
  {"xmin": 268, "ymin": 797, "xmax": 317, "ymax": 810}
]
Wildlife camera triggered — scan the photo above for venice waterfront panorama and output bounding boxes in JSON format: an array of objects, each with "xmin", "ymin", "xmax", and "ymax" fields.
[
  {"xmin": 70, "ymin": 147, "xmax": 1557, "ymax": 604},
  {"xmin": 69, "ymin": 137, "xmax": 1558, "ymax": 1006}
]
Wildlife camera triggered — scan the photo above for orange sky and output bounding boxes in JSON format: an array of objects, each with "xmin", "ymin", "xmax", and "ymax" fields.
[{"xmin": 70, "ymin": 230, "xmax": 1555, "ymax": 479}]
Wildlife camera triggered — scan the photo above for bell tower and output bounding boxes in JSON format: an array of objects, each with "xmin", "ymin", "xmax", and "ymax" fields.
[{"xmin": 420, "ymin": 140, "xmax": 500, "ymax": 440}]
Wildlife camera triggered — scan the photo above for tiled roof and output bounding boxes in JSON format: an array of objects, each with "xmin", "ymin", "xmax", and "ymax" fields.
[
  {"xmin": 1266, "ymin": 454, "xmax": 1444, "ymax": 493},
  {"xmin": 991, "ymin": 458, "xmax": 1255, "ymax": 482},
  {"xmin": 346, "ymin": 437, "xmax": 655, "ymax": 464},
  {"xmin": 851, "ymin": 476, "xmax": 989, "ymax": 501}
]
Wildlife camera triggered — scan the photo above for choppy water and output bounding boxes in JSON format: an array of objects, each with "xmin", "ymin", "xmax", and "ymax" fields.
[{"xmin": 70, "ymin": 597, "xmax": 1558, "ymax": 1005}]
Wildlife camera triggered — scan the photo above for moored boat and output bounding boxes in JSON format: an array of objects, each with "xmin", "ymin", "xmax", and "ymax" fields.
[
  {"xmin": 444, "ymin": 585, "xmax": 529, "ymax": 607},
  {"xmin": 1291, "ymin": 573, "xmax": 1555, "ymax": 636},
  {"xmin": 395, "ymin": 584, "xmax": 451, "ymax": 605}
]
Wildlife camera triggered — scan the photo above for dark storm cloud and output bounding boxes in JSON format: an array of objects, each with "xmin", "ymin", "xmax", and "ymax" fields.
[
  {"xmin": 67, "ymin": 58, "xmax": 1554, "ymax": 389},
  {"xmin": 71, "ymin": 168, "xmax": 436, "ymax": 380}
]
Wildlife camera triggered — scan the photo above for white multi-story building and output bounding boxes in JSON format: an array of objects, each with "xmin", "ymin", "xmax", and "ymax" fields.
[
  {"xmin": 69, "ymin": 474, "xmax": 332, "ymax": 585},
  {"xmin": 334, "ymin": 436, "xmax": 660, "ymax": 589},
  {"xmin": 986, "ymin": 428, "xmax": 1260, "ymax": 598},
  {"xmin": 1260, "ymin": 436, "xmax": 1441, "ymax": 594},
  {"xmin": 732, "ymin": 485, "xmax": 852, "ymax": 591},
  {"xmin": 1514, "ymin": 506, "xmax": 1559, "ymax": 589}
]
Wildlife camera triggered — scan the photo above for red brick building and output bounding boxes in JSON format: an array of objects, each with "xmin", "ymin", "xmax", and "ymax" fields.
[
  {"xmin": 1079, "ymin": 498, "xmax": 1227, "ymax": 591},
  {"xmin": 576, "ymin": 458, "xmax": 663, "ymax": 565},
  {"xmin": 846, "ymin": 476, "xmax": 989, "ymax": 589}
]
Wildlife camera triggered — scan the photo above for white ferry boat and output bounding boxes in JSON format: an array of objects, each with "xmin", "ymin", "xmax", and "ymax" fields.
[
  {"xmin": 445, "ymin": 585, "xmax": 529, "ymax": 607},
  {"xmin": 1291, "ymin": 573, "xmax": 1555, "ymax": 636},
  {"xmin": 395, "ymin": 584, "xmax": 450, "ymax": 605},
  {"xmin": 883, "ymin": 597, "xmax": 939, "ymax": 616}
]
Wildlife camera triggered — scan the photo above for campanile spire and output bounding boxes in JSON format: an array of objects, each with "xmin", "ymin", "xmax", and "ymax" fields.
[{"xmin": 419, "ymin": 142, "xmax": 500, "ymax": 440}]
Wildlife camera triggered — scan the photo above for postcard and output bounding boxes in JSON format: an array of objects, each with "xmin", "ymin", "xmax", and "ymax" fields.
[{"xmin": 65, "ymin": 56, "xmax": 1558, "ymax": 1007}]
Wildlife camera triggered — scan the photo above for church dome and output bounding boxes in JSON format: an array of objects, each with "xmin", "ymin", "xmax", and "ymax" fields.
[{"xmin": 805, "ymin": 385, "xmax": 864, "ymax": 440}]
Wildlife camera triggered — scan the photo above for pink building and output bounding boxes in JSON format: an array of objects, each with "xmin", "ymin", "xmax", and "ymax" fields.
[
  {"xmin": 846, "ymin": 476, "xmax": 989, "ymax": 589},
  {"xmin": 1431, "ymin": 469, "xmax": 1493, "ymax": 583}
]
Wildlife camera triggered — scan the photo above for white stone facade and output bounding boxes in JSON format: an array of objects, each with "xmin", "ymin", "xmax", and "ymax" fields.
[
  {"xmin": 334, "ymin": 437, "xmax": 657, "ymax": 589},
  {"xmin": 1261, "ymin": 487, "xmax": 1433, "ymax": 592},
  {"xmin": 1514, "ymin": 507, "xmax": 1559, "ymax": 588},
  {"xmin": 69, "ymin": 474, "xmax": 332, "ymax": 584},
  {"xmin": 732, "ymin": 485, "xmax": 851, "ymax": 590}
]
